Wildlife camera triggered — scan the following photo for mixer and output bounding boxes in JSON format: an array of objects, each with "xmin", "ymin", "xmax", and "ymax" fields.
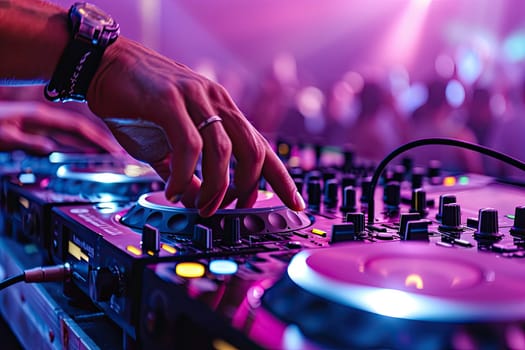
[{"xmin": 2, "ymin": 140, "xmax": 525, "ymax": 349}]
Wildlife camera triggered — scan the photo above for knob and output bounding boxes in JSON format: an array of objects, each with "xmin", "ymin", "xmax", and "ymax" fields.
[
  {"xmin": 307, "ymin": 179, "xmax": 322, "ymax": 212},
  {"xmin": 223, "ymin": 216, "xmax": 241, "ymax": 246},
  {"xmin": 343, "ymin": 147, "xmax": 355, "ymax": 173},
  {"xmin": 142, "ymin": 224, "xmax": 160, "ymax": 254},
  {"xmin": 392, "ymin": 165, "xmax": 405, "ymax": 183},
  {"xmin": 383, "ymin": 181, "xmax": 401, "ymax": 212},
  {"xmin": 411, "ymin": 167, "xmax": 425, "ymax": 190},
  {"xmin": 474, "ymin": 208, "xmax": 502, "ymax": 243},
  {"xmin": 510, "ymin": 206, "xmax": 525, "ymax": 239},
  {"xmin": 401, "ymin": 157, "xmax": 413, "ymax": 175},
  {"xmin": 345, "ymin": 212, "xmax": 365, "ymax": 235},
  {"xmin": 436, "ymin": 194, "xmax": 456, "ymax": 221},
  {"xmin": 193, "ymin": 224, "xmax": 213, "ymax": 250},
  {"xmin": 360, "ymin": 177, "xmax": 372, "ymax": 205},
  {"xmin": 324, "ymin": 179, "xmax": 339, "ymax": 210},
  {"xmin": 438, "ymin": 203, "xmax": 462, "ymax": 234},
  {"xmin": 322, "ymin": 169, "xmax": 337, "ymax": 188},
  {"xmin": 89, "ymin": 266, "xmax": 121, "ymax": 302},
  {"xmin": 314, "ymin": 144, "xmax": 323, "ymax": 168},
  {"xmin": 399, "ymin": 212, "xmax": 421, "ymax": 237},
  {"xmin": 341, "ymin": 174, "xmax": 357, "ymax": 198},
  {"xmin": 402, "ymin": 219, "xmax": 431, "ymax": 241},
  {"xmin": 294, "ymin": 178, "xmax": 304, "ymax": 197},
  {"xmin": 427, "ymin": 160, "xmax": 442, "ymax": 185},
  {"xmin": 340, "ymin": 186, "xmax": 357, "ymax": 215},
  {"xmin": 331, "ymin": 223, "xmax": 356, "ymax": 243},
  {"xmin": 410, "ymin": 188, "xmax": 428, "ymax": 217}
]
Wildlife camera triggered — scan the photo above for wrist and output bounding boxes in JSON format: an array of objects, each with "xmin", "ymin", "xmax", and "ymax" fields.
[{"xmin": 44, "ymin": 2, "xmax": 119, "ymax": 102}]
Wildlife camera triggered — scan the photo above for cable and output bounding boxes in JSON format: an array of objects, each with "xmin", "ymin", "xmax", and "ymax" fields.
[
  {"xmin": 0, "ymin": 263, "xmax": 71, "ymax": 291},
  {"xmin": 0, "ymin": 274, "xmax": 24, "ymax": 291},
  {"xmin": 367, "ymin": 138, "xmax": 525, "ymax": 225}
]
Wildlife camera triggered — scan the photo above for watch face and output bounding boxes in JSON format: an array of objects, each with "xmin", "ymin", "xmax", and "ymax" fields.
[{"xmin": 77, "ymin": 3, "xmax": 115, "ymax": 26}]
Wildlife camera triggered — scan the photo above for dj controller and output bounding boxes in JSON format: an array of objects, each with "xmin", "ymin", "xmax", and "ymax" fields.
[{"xmin": 1, "ymin": 145, "xmax": 525, "ymax": 349}]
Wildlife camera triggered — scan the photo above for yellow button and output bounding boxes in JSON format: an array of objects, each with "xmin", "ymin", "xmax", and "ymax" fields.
[
  {"xmin": 161, "ymin": 244, "xmax": 177, "ymax": 254},
  {"xmin": 311, "ymin": 228, "xmax": 327, "ymax": 237},
  {"xmin": 126, "ymin": 245, "xmax": 142, "ymax": 256},
  {"xmin": 175, "ymin": 262, "xmax": 205, "ymax": 278},
  {"xmin": 443, "ymin": 176, "xmax": 456, "ymax": 187}
]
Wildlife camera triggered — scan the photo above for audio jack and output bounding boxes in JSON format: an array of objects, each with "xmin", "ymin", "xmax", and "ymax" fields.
[{"xmin": 0, "ymin": 263, "xmax": 71, "ymax": 291}]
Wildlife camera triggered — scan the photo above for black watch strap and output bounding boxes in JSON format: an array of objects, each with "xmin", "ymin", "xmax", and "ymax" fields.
[
  {"xmin": 44, "ymin": 3, "xmax": 119, "ymax": 103},
  {"xmin": 44, "ymin": 39, "xmax": 105, "ymax": 102}
]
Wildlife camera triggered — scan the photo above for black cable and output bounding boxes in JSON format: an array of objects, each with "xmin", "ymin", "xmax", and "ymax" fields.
[
  {"xmin": 0, "ymin": 274, "xmax": 24, "ymax": 291},
  {"xmin": 367, "ymin": 138, "xmax": 525, "ymax": 225},
  {"xmin": 0, "ymin": 263, "xmax": 71, "ymax": 291}
]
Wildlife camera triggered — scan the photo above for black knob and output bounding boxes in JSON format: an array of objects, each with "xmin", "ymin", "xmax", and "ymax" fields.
[
  {"xmin": 411, "ymin": 167, "xmax": 425, "ymax": 190},
  {"xmin": 436, "ymin": 194, "xmax": 456, "ymax": 221},
  {"xmin": 410, "ymin": 188, "xmax": 428, "ymax": 217},
  {"xmin": 294, "ymin": 178, "xmax": 304, "ymax": 197},
  {"xmin": 142, "ymin": 224, "xmax": 160, "ymax": 254},
  {"xmin": 402, "ymin": 219, "xmax": 431, "ymax": 241},
  {"xmin": 331, "ymin": 223, "xmax": 357, "ymax": 243},
  {"xmin": 193, "ymin": 224, "xmax": 213, "ymax": 250},
  {"xmin": 401, "ymin": 157, "xmax": 413, "ymax": 175},
  {"xmin": 510, "ymin": 206, "xmax": 525, "ymax": 238},
  {"xmin": 307, "ymin": 179, "xmax": 322, "ymax": 212},
  {"xmin": 89, "ymin": 266, "xmax": 121, "ymax": 302},
  {"xmin": 392, "ymin": 165, "xmax": 405, "ymax": 183},
  {"xmin": 383, "ymin": 181, "xmax": 401, "ymax": 211},
  {"xmin": 343, "ymin": 147, "xmax": 355, "ymax": 173},
  {"xmin": 223, "ymin": 216, "xmax": 241, "ymax": 246},
  {"xmin": 399, "ymin": 212, "xmax": 421, "ymax": 237},
  {"xmin": 341, "ymin": 174, "xmax": 357, "ymax": 198},
  {"xmin": 360, "ymin": 177, "xmax": 372, "ymax": 205},
  {"xmin": 323, "ymin": 179, "xmax": 339, "ymax": 210},
  {"xmin": 427, "ymin": 160, "xmax": 442, "ymax": 185},
  {"xmin": 340, "ymin": 186, "xmax": 357, "ymax": 215},
  {"xmin": 345, "ymin": 212, "xmax": 365, "ymax": 235},
  {"xmin": 474, "ymin": 208, "xmax": 502, "ymax": 242},
  {"xmin": 439, "ymin": 203, "xmax": 462, "ymax": 233},
  {"xmin": 322, "ymin": 169, "xmax": 337, "ymax": 187},
  {"xmin": 314, "ymin": 144, "xmax": 323, "ymax": 168}
]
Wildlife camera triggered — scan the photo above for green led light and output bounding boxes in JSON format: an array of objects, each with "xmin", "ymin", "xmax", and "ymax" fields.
[
  {"xmin": 506, "ymin": 214, "xmax": 515, "ymax": 220},
  {"xmin": 458, "ymin": 176, "xmax": 469, "ymax": 185}
]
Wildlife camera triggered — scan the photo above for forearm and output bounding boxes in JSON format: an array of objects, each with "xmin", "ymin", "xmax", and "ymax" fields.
[{"xmin": 0, "ymin": 0, "xmax": 68, "ymax": 84}]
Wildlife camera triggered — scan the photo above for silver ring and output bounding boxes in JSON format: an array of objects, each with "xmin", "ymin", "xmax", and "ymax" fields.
[{"xmin": 197, "ymin": 115, "xmax": 222, "ymax": 131}]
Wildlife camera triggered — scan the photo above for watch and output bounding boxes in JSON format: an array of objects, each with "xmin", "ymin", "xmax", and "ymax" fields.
[{"xmin": 44, "ymin": 2, "xmax": 120, "ymax": 102}]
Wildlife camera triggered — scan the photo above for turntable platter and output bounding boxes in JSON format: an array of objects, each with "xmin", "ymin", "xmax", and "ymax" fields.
[
  {"xmin": 121, "ymin": 190, "xmax": 311, "ymax": 236},
  {"xmin": 262, "ymin": 242, "xmax": 525, "ymax": 349}
]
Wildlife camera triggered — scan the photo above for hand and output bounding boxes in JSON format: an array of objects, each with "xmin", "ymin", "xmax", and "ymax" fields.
[
  {"xmin": 87, "ymin": 37, "xmax": 305, "ymax": 217},
  {"xmin": 0, "ymin": 101, "xmax": 123, "ymax": 155}
]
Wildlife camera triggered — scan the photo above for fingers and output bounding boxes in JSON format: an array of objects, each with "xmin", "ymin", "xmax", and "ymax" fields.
[
  {"xmin": 206, "ymin": 88, "xmax": 304, "ymax": 212},
  {"xmin": 0, "ymin": 124, "xmax": 55, "ymax": 154},
  {"xmin": 262, "ymin": 144, "xmax": 305, "ymax": 211},
  {"xmin": 161, "ymin": 110, "xmax": 202, "ymax": 203},
  {"xmin": 197, "ymin": 120, "xmax": 232, "ymax": 217},
  {"xmin": 4, "ymin": 102, "xmax": 123, "ymax": 154}
]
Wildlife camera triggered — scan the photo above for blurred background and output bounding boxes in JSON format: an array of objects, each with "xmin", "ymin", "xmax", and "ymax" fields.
[{"xmin": 7, "ymin": 0, "xmax": 525, "ymax": 175}]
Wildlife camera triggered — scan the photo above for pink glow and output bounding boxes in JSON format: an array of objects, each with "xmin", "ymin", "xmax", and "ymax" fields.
[{"xmin": 51, "ymin": 1, "xmax": 525, "ymax": 87}]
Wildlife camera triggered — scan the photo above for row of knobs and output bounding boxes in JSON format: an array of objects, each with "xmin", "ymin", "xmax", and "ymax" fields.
[
  {"xmin": 422, "ymin": 194, "xmax": 525, "ymax": 244},
  {"xmin": 292, "ymin": 160, "xmax": 442, "ymax": 216}
]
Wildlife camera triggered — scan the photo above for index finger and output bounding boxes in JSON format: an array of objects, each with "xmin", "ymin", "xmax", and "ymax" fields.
[{"xmin": 262, "ymin": 145, "xmax": 305, "ymax": 211}]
